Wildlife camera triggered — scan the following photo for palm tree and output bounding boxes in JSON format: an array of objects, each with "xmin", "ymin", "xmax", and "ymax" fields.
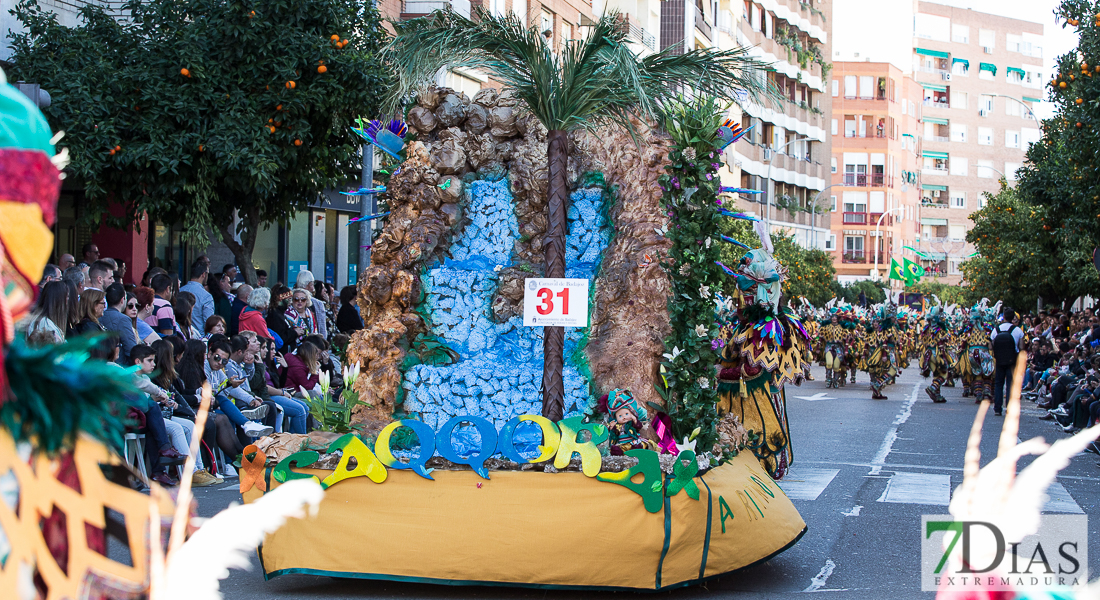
[{"xmin": 386, "ymin": 9, "xmax": 775, "ymax": 421}]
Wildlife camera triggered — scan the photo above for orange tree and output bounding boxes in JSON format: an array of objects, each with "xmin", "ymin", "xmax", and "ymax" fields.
[{"xmin": 7, "ymin": 0, "xmax": 390, "ymax": 284}]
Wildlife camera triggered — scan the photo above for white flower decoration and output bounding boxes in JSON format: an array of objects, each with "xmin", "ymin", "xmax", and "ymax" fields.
[
  {"xmin": 699, "ymin": 284, "xmax": 711, "ymax": 299},
  {"xmin": 662, "ymin": 346, "xmax": 683, "ymax": 362},
  {"xmin": 695, "ymin": 324, "xmax": 708, "ymax": 337},
  {"xmin": 697, "ymin": 376, "xmax": 710, "ymax": 389},
  {"xmin": 493, "ymin": 265, "xmax": 503, "ymax": 272}
]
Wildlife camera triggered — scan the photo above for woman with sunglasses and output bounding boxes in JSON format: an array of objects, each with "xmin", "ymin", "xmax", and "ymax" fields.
[
  {"xmin": 130, "ymin": 287, "xmax": 161, "ymax": 344},
  {"xmin": 72, "ymin": 288, "xmax": 107, "ymax": 337},
  {"xmin": 266, "ymin": 284, "xmax": 298, "ymax": 352},
  {"xmin": 287, "ymin": 289, "xmax": 319, "ymax": 337}
]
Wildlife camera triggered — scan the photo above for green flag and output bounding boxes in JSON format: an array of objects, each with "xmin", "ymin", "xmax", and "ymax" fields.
[
  {"xmin": 888, "ymin": 258, "xmax": 907, "ymax": 282},
  {"xmin": 903, "ymin": 257, "xmax": 925, "ymax": 284}
]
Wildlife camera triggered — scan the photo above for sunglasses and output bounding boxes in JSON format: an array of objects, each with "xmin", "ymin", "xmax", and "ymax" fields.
[
  {"xmin": 126, "ymin": 303, "xmax": 138, "ymax": 309},
  {"xmin": 210, "ymin": 355, "xmax": 227, "ymax": 363},
  {"xmin": 293, "ymin": 297, "xmax": 309, "ymax": 303}
]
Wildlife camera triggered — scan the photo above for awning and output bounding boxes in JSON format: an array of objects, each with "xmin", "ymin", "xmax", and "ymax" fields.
[
  {"xmin": 916, "ymin": 48, "xmax": 950, "ymax": 59},
  {"xmin": 979, "ymin": 62, "xmax": 997, "ymax": 75},
  {"xmin": 922, "ymin": 184, "xmax": 948, "ymax": 192},
  {"xmin": 1023, "ymin": 96, "xmax": 1042, "ymax": 103},
  {"xmin": 921, "ymin": 217, "xmax": 948, "ymax": 226},
  {"xmin": 1007, "ymin": 67, "xmax": 1026, "ymax": 77},
  {"xmin": 922, "ymin": 150, "xmax": 949, "ymax": 160},
  {"xmin": 952, "ymin": 58, "xmax": 969, "ymax": 68},
  {"xmin": 923, "ymin": 117, "xmax": 949, "ymax": 125},
  {"xmin": 921, "ymin": 82, "xmax": 948, "ymax": 92}
]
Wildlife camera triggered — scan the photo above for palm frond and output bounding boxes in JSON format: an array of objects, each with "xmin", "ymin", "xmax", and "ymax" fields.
[{"xmin": 385, "ymin": 8, "xmax": 778, "ymax": 135}]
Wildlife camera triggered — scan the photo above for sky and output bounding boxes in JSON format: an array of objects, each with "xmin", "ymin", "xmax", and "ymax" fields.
[{"xmin": 929, "ymin": 0, "xmax": 1077, "ymax": 118}]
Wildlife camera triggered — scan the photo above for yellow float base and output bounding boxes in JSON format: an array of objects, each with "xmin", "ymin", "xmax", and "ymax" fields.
[{"xmin": 243, "ymin": 451, "xmax": 806, "ymax": 591}]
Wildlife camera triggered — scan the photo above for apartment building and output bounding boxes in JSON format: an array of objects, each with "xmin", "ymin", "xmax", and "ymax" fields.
[
  {"xmin": 910, "ymin": 2, "xmax": 1044, "ymax": 284},
  {"xmin": 828, "ymin": 62, "xmax": 923, "ymax": 284},
  {"xmin": 725, "ymin": 0, "xmax": 833, "ymax": 250}
]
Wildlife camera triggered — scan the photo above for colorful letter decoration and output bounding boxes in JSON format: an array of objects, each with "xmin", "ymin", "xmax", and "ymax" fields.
[
  {"xmin": 271, "ymin": 450, "xmax": 320, "ymax": 484},
  {"xmin": 321, "ymin": 434, "xmax": 387, "ymax": 489},
  {"xmin": 375, "ymin": 420, "xmax": 437, "ymax": 480},
  {"xmin": 435, "ymin": 416, "xmax": 498, "ymax": 480},
  {"xmin": 554, "ymin": 416, "xmax": 608, "ymax": 477},
  {"xmin": 665, "ymin": 450, "xmax": 700, "ymax": 500},
  {"xmin": 719, "ymin": 496, "xmax": 735, "ymax": 533},
  {"xmin": 496, "ymin": 415, "xmax": 560, "ymax": 463},
  {"xmin": 239, "ymin": 444, "xmax": 268, "ymax": 494},
  {"xmin": 595, "ymin": 449, "xmax": 664, "ymax": 513}
]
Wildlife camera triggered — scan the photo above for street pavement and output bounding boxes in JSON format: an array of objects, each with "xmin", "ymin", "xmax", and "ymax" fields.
[{"xmin": 193, "ymin": 365, "xmax": 1100, "ymax": 599}]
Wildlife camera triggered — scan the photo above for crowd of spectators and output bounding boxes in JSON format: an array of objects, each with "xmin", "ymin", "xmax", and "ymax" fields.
[{"xmin": 20, "ymin": 243, "xmax": 366, "ymax": 488}]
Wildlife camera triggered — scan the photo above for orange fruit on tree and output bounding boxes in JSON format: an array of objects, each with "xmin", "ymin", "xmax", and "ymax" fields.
[
  {"xmin": 331, "ymin": 34, "xmax": 339, "ymax": 41},
  {"xmin": 181, "ymin": 68, "xmax": 190, "ymax": 77},
  {"xmin": 341, "ymin": 39, "xmax": 348, "ymax": 46},
  {"xmin": 294, "ymin": 139, "xmax": 303, "ymax": 146},
  {"xmin": 286, "ymin": 80, "xmax": 296, "ymax": 89},
  {"xmin": 1061, "ymin": 81, "xmax": 1068, "ymax": 88},
  {"xmin": 1077, "ymin": 98, "xmax": 1084, "ymax": 104},
  {"xmin": 109, "ymin": 149, "xmax": 116, "ymax": 155},
  {"xmin": 276, "ymin": 104, "xmax": 282, "ymax": 110},
  {"xmin": 268, "ymin": 125, "xmax": 276, "ymax": 133},
  {"xmin": 199, "ymin": 145, "xmax": 205, "ymax": 152},
  {"xmin": 317, "ymin": 65, "xmax": 328, "ymax": 74}
]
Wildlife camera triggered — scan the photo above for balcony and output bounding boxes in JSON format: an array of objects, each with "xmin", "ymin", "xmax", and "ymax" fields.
[
  {"xmin": 923, "ymin": 98, "xmax": 950, "ymax": 108},
  {"xmin": 843, "ymin": 212, "xmax": 868, "ymax": 224},
  {"xmin": 924, "ymin": 135, "xmax": 950, "ymax": 143},
  {"xmin": 614, "ymin": 13, "xmax": 657, "ymax": 50},
  {"xmin": 402, "ymin": 0, "xmax": 470, "ymax": 18},
  {"xmin": 841, "ymin": 174, "xmax": 888, "ymax": 187},
  {"xmin": 841, "ymin": 251, "xmax": 886, "ymax": 264}
]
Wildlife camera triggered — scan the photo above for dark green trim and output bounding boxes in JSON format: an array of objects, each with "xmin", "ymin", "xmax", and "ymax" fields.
[
  {"xmin": 259, "ymin": 526, "xmax": 809, "ymax": 593},
  {"xmin": 656, "ymin": 480, "xmax": 672, "ymax": 589},
  {"xmin": 699, "ymin": 476, "xmax": 714, "ymax": 580}
]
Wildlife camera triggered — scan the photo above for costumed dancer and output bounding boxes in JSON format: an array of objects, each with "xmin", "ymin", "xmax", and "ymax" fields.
[
  {"xmin": 864, "ymin": 303, "xmax": 899, "ymax": 400},
  {"xmin": 919, "ymin": 304, "xmax": 954, "ymax": 403},
  {"xmin": 715, "ymin": 222, "xmax": 811, "ymax": 480},
  {"xmin": 796, "ymin": 299, "xmax": 817, "ymax": 381},
  {"xmin": 845, "ymin": 309, "xmax": 864, "ymax": 386},
  {"xmin": 956, "ymin": 300, "xmax": 998, "ymax": 405},
  {"xmin": 820, "ymin": 311, "xmax": 847, "ymax": 389}
]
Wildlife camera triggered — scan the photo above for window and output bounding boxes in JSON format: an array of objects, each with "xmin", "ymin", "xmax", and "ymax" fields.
[
  {"xmin": 1006, "ymin": 34, "xmax": 1021, "ymax": 53},
  {"xmin": 844, "ymin": 118, "xmax": 856, "ymax": 137},
  {"xmin": 859, "ymin": 76, "xmax": 874, "ymax": 99},
  {"xmin": 952, "ymin": 91, "xmax": 967, "ymax": 110},
  {"xmin": 977, "ymin": 159, "xmax": 995, "ymax": 178},
  {"xmin": 979, "ymin": 29, "xmax": 995, "ymax": 49},
  {"xmin": 902, "ymin": 100, "xmax": 907, "ymax": 115},
  {"xmin": 979, "ymin": 95, "xmax": 994, "ymax": 112},
  {"xmin": 1022, "ymin": 127, "xmax": 1041, "ymax": 145},
  {"xmin": 1005, "ymin": 162, "xmax": 1021, "ymax": 181},
  {"xmin": 950, "ymin": 156, "xmax": 968, "ymax": 176},
  {"xmin": 952, "ymin": 24, "xmax": 969, "ymax": 44},
  {"xmin": 952, "ymin": 61, "xmax": 969, "ymax": 76},
  {"xmin": 561, "ymin": 21, "xmax": 572, "ymax": 50},
  {"xmin": 844, "ymin": 75, "xmax": 857, "ymax": 97},
  {"xmin": 540, "ymin": 11, "xmax": 553, "ymax": 37},
  {"xmin": 979, "ymin": 67, "xmax": 994, "ymax": 81},
  {"xmin": 830, "ymin": 195, "xmax": 837, "ymax": 212},
  {"xmin": 948, "ymin": 259, "xmax": 962, "ymax": 275},
  {"xmin": 978, "ymin": 195, "xmax": 987, "ymax": 209},
  {"xmin": 831, "ymin": 157, "xmax": 837, "ymax": 173},
  {"xmin": 845, "ymin": 235, "xmax": 864, "ymax": 254},
  {"xmin": 1005, "ymin": 100, "xmax": 1020, "ymax": 117},
  {"xmin": 842, "ymin": 191, "xmax": 867, "ymax": 214},
  {"xmin": 832, "ymin": 79, "xmax": 839, "ymax": 97},
  {"xmin": 950, "ymin": 123, "xmax": 967, "ymax": 142},
  {"xmin": 978, "ymin": 127, "xmax": 993, "ymax": 146},
  {"xmin": 949, "ymin": 225, "xmax": 967, "ymax": 241},
  {"xmin": 1005, "ymin": 130, "xmax": 1020, "ymax": 148},
  {"xmin": 825, "ymin": 234, "xmax": 836, "ymax": 251},
  {"xmin": 951, "ymin": 191, "xmax": 966, "ymax": 209},
  {"xmin": 923, "ymin": 156, "xmax": 948, "ymax": 172},
  {"xmin": 832, "ymin": 119, "xmax": 838, "ymax": 136},
  {"xmin": 915, "ymin": 13, "xmax": 950, "ymax": 41}
]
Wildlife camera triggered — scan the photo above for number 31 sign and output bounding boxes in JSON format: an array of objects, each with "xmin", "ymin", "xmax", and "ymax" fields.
[{"xmin": 522, "ymin": 278, "xmax": 590, "ymax": 328}]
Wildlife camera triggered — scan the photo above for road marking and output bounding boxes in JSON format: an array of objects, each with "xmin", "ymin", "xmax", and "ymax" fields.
[
  {"xmin": 802, "ymin": 559, "xmax": 836, "ymax": 592},
  {"xmin": 868, "ymin": 383, "xmax": 920, "ymax": 475},
  {"xmin": 841, "ymin": 505, "xmax": 863, "ymax": 517},
  {"xmin": 795, "ymin": 392, "xmax": 835, "ymax": 402},
  {"xmin": 1042, "ymin": 482, "xmax": 1083, "ymax": 514},
  {"xmin": 778, "ymin": 468, "xmax": 840, "ymax": 501},
  {"xmin": 878, "ymin": 472, "xmax": 952, "ymax": 505}
]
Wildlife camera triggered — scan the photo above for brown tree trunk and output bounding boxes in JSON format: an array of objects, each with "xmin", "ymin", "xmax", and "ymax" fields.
[
  {"xmin": 218, "ymin": 204, "xmax": 261, "ymax": 287},
  {"xmin": 541, "ymin": 130, "xmax": 569, "ymax": 421}
]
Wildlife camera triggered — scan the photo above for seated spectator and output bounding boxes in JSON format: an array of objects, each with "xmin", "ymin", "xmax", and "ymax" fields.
[
  {"xmin": 229, "ymin": 284, "xmax": 252, "ymax": 335},
  {"xmin": 146, "ymin": 273, "xmax": 176, "ymax": 337},
  {"xmin": 126, "ymin": 344, "xmax": 188, "ymax": 487},
  {"xmin": 294, "ymin": 270, "xmax": 327, "ymax": 338},
  {"xmin": 266, "ymin": 284, "xmax": 297, "ymax": 351},
  {"xmin": 283, "ymin": 340, "xmax": 322, "ymax": 396},
  {"xmin": 204, "ymin": 315, "xmax": 227, "ymax": 340},
  {"xmin": 239, "ymin": 331, "xmax": 308, "ymax": 433},
  {"xmin": 72, "ymin": 288, "xmax": 107, "ymax": 337},
  {"xmin": 239, "ymin": 287, "xmax": 271, "ymax": 337},
  {"xmin": 287, "ymin": 288, "xmax": 319, "ymax": 337},
  {"xmin": 336, "ymin": 285, "xmax": 364, "ymax": 334},
  {"xmin": 204, "ymin": 338, "xmax": 273, "ymax": 438},
  {"xmin": 100, "ymin": 283, "xmax": 138, "ymax": 365},
  {"xmin": 176, "ymin": 339, "xmax": 244, "ymax": 462},
  {"xmin": 130, "ymin": 287, "xmax": 161, "ymax": 344},
  {"xmin": 23, "ymin": 280, "xmax": 68, "ymax": 346},
  {"xmin": 149, "ymin": 340, "xmax": 221, "ymax": 487}
]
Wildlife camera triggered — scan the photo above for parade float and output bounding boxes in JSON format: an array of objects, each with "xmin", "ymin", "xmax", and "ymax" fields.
[{"xmin": 240, "ymin": 10, "xmax": 810, "ymax": 590}]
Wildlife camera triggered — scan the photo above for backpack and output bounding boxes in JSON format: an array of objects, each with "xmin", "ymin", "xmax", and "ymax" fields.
[{"xmin": 992, "ymin": 324, "xmax": 1019, "ymax": 366}]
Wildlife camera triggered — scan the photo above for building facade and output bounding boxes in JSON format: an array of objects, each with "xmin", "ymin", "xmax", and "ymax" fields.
[
  {"xmin": 828, "ymin": 62, "xmax": 923, "ymax": 284},
  {"xmin": 909, "ymin": 2, "xmax": 1044, "ymax": 284},
  {"xmin": 727, "ymin": 0, "xmax": 833, "ymax": 250}
]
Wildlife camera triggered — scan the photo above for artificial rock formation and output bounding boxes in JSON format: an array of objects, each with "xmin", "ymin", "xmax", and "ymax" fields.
[{"xmin": 348, "ymin": 86, "xmax": 674, "ymax": 425}]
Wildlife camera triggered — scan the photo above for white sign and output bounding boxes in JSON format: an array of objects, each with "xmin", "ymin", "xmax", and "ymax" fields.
[{"xmin": 522, "ymin": 278, "xmax": 589, "ymax": 327}]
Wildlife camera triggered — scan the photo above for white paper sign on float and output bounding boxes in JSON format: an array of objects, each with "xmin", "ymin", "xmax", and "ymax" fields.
[{"xmin": 522, "ymin": 278, "xmax": 589, "ymax": 327}]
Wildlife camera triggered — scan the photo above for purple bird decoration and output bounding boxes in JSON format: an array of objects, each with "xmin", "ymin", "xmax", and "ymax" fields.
[
  {"xmin": 718, "ymin": 208, "xmax": 759, "ymax": 221},
  {"xmin": 718, "ymin": 235, "xmax": 752, "ymax": 250},
  {"xmin": 347, "ymin": 212, "xmax": 390, "ymax": 225},
  {"xmin": 715, "ymin": 261, "xmax": 737, "ymax": 276},
  {"xmin": 719, "ymin": 186, "xmax": 763, "ymax": 195},
  {"xmin": 340, "ymin": 186, "xmax": 387, "ymax": 196}
]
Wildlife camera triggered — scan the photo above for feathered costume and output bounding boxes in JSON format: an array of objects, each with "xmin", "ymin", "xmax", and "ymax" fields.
[
  {"xmin": 954, "ymin": 300, "xmax": 998, "ymax": 404},
  {"xmin": 863, "ymin": 304, "xmax": 899, "ymax": 399},
  {"xmin": 715, "ymin": 229, "xmax": 810, "ymax": 480},
  {"xmin": 920, "ymin": 304, "xmax": 954, "ymax": 403}
]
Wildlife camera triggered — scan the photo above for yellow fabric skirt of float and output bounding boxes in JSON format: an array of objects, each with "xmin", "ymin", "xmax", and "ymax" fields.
[{"xmin": 243, "ymin": 451, "xmax": 806, "ymax": 590}]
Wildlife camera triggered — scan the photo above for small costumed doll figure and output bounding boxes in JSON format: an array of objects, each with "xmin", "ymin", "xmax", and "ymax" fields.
[{"xmin": 602, "ymin": 389, "xmax": 657, "ymax": 455}]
